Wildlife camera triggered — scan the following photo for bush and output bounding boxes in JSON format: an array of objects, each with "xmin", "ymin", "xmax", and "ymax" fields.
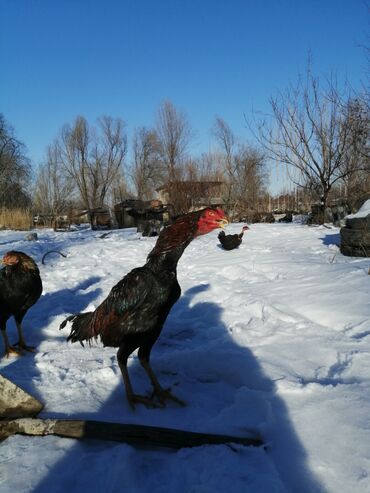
[{"xmin": 0, "ymin": 208, "xmax": 32, "ymax": 230}]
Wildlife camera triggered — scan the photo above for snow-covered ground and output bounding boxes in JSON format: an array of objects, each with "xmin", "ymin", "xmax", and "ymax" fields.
[{"xmin": 0, "ymin": 223, "xmax": 369, "ymax": 493}]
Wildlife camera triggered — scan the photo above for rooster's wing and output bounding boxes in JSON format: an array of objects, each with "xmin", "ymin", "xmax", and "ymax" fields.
[{"xmin": 86, "ymin": 267, "xmax": 157, "ymax": 345}]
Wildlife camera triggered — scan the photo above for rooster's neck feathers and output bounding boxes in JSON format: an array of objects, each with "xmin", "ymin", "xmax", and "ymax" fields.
[{"xmin": 146, "ymin": 213, "xmax": 200, "ymax": 271}]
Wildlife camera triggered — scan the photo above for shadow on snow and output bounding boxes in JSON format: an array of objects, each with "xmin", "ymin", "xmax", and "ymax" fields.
[
  {"xmin": 320, "ymin": 232, "xmax": 341, "ymax": 247},
  {"xmin": 0, "ymin": 276, "xmax": 102, "ymax": 403},
  {"xmin": 2, "ymin": 283, "xmax": 326, "ymax": 493}
]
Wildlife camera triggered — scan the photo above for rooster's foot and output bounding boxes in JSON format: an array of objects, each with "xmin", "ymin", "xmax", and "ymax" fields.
[
  {"xmin": 128, "ymin": 393, "xmax": 165, "ymax": 410},
  {"xmin": 4, "ymin": 346, "xmax": 23, "ymax": 358},
  {"xmin": 14, "ymin": 342, "xmax": 35, "ymax": 352},
  {"xmin": 151, "ymin": 387, "xmax": 186, "ymax": 407}
]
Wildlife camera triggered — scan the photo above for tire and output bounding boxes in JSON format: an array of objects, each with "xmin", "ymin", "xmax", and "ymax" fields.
[
  {"xmin": 345, "ymin": 216, "xmax": 370, "ymax": 230},
  {"xmin": 340, "ymin": 227, "xmax": 370, "ymax": 246},
  {"xmin": 340, "ymin": 244, "xmax": 370, "ymax": 257}
]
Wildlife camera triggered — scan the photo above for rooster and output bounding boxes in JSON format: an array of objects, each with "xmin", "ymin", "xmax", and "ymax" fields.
[
  {"xmin": 0, "ymin": 251, "xmax": 43, "ymax": 357},
  {"xmin": 60, "ymin": 207, "xmax": 228, "ymax": 409},
  {"xmin": 218, "ymin": 225, "xmax": 249, "ymax": 251}
]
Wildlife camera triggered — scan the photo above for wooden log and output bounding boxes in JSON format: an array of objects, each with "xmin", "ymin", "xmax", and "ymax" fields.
[
  {"xmin": 0, "ymin": 375, "xmax": 44, "ymax": 419},
  {"xmin": 0, "ymin": 418, "xmax": 263, "ymax": 449}
]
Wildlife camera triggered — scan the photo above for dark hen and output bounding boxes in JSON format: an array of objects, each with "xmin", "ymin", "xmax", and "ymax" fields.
[
  {"xmin": 60, "ymin": 207, "xmax": 228, "ymax": 409},
  {"xmin": 0, "ymin": 251, "xmax": 43, "ymax": 357},
  {"xmin": 218, "ymin": 225, "xmax": 250, "ymax": 251}
]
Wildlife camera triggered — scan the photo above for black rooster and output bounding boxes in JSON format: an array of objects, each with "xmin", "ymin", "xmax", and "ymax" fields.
[
  {"xmin": 60, "ymin": 207, "xmax": 228, "ymax": 409},
  {"xmin": 0, "ymin": 251, "xmax": 43, "ymax": 357},
  {"xmin": 218, "ymin": 225, "xmax": 250, "ymax": 250}
]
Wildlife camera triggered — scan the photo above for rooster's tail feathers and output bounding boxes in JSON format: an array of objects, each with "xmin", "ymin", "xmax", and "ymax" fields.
[{"xmin": 60, "ymin": 312, "xmax": 96, "ymax": 346}]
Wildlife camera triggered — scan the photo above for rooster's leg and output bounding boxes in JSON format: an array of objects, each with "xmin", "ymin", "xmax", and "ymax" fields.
[
  {"xmin": 14, "ymin": 321, "xmax": 35, "ymax": 352},
  {"xmin": 138, "ymin": 349, "xmax": 186, "ymax": 407},
  {"xmin": 1, "ymin": 329, "xmax": 23, "ymax": 357},
  {"xmin": 117, "ymin": 347, "xmax": 163, "ymax": 410}
]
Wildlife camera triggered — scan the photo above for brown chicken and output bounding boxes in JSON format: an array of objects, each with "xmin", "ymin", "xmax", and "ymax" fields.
[
  {"xmin": 60, "ymin": 207, "xmax": 228, "ymax": 409},
  {"xmin": 0, "ymin": 251, "xmax": 43, "ymax": 357},
  {"xmin": 218, "ymin": 225, "xmax": 250, "ymax": 250}
]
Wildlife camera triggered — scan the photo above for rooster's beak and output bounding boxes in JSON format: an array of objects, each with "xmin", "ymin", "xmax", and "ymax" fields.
[{"xmin": 217, "ymin": 218, "xmax": 229, "ymax": 229}]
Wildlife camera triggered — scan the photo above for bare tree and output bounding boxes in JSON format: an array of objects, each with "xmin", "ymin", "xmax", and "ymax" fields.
[
  {"xmin": 212, "ymin": 117, "xmax": 237, "ymax": 210},
  {"xmin": 232, "ymin": 145, "xmax": 267, "ymax": 217},
  {"xmin": 57, "ymin": 115, "xmax": 127, "ymax": 221},
  {"xmin": 0, "ymin": 114, "xmax": 31, "ymax": 208},
  {"xmin": 59, "ymin": 116, "xmax": 91, "ymax": 211},
  {"xmin": 156, "ymin": 100, "xmax": 192, "ymax": 183},
  {"xmin": 340, "ymin": 96, "xmax": 370, "ymax": 210},
  {"xmin": 111, "ymin": 170, "xmax": 133, "ymax": 204},
  {"xmin": 253, "ymin": 71, "xmax": 364, "ymax": 222},
  {"xmin": 212, "ymin": 117, "xmax": 235, "ymax": 168},
  {"xmin": 212, "ymin": 116, "xmax": 267, "ymax": 218},
  {"xmin": 196, "ymin": 151, "xmax": 225, "ymax": 182},
  {"xmin": 91, "ymin": 116, "xmax": 127, "ymax": 206},
  {"xmin": 34, "ymin": 142, "xmax": 76, "ymax": 215},
  {"xmin": 131, "ymin": 127, "xmax": 164, "ymax": 200}
]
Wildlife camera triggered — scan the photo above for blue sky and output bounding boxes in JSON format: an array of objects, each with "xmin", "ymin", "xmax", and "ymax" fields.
[{"xmin": 1, "ymin": 0, "xmax": 368, "ymax": 193}]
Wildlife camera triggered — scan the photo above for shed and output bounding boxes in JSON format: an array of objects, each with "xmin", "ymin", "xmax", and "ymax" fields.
[{"xmin": 114, "ymin": 199, "xmax": 169, "ymax": 233}]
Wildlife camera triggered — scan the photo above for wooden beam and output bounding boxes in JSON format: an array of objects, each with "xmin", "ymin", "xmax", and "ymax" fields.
[
  {"xmin": 0, "ymin": 418, "xmax": 263, "ymax": 449},
  {"xmin": 0, "ymin": 375, "xmax": 43, "ymax": 419}
]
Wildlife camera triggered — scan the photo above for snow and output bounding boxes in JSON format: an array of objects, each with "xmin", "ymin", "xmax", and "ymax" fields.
[
  {"xmin": 0, "ymin": 223, "xmax": 369, "ymax": 493},
  {"xmin": 346, "ymin": 199, "xmax": 370, "ymax": 219}
]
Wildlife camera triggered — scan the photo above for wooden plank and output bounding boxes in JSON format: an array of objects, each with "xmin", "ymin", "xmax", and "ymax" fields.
[
  {"xmin": 0, "ymin": 375, "xmax": 44, "ymax": 419},
  {"xmin": 0, "ymin": 418, "xmax": 263, "ymax": 449}
]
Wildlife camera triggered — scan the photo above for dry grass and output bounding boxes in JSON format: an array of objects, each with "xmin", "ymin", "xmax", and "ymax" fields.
[{"xmin": 0, "ymin": 208, "xmax": 33, "ymax": 230}]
